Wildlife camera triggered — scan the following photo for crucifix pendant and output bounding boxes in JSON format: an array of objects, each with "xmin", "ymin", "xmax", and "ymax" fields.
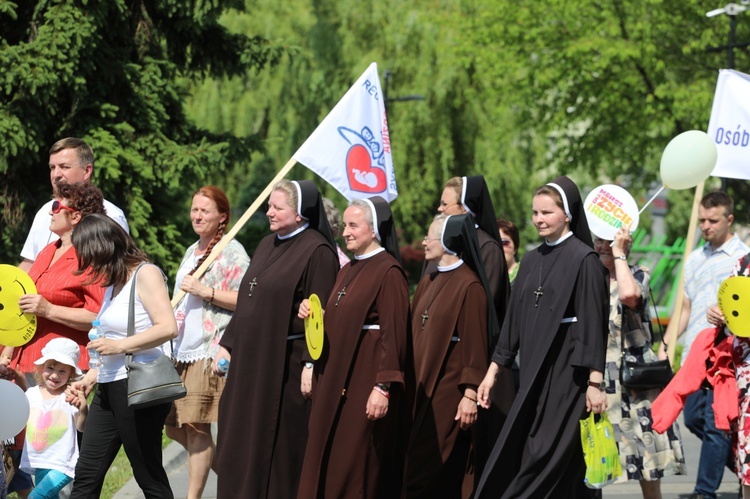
[
  {"xmin": 421, "ymin": 310, "xmax": 429, "ymax": 328},
  {"xmin": 534, "ymin": 286, "xmax": 543, "ymax": 308},
  {"xmin": 335, "ymin": 287, "xmax": 347, "ymax": 306},
  {"xmin": 248, "ymin": 277, "xmax": 258, "ymax": 297}
]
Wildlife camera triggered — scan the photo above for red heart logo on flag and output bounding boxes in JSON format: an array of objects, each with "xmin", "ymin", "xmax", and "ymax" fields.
[{"xmin": 346, "ymin": 144, "xmax": 387, "ymax": 193}]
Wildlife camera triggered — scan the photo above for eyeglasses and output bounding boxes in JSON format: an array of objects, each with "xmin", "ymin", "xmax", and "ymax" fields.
[
  {"xmin": 423, "ymin": 236, "xmax": 439, "ymax": 243},
  {"xmin": 439, "ymin": 201, "xmax": 459, "ymax": 210},
  {"xmin": 52, "ymin": 200, "xmax": 77, "ymax": 214},
  {"xmin": 501, "ymin": 238, "xmax": 512, "ymax": 247}
]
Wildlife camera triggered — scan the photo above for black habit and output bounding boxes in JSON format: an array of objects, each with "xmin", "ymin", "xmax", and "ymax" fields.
[{"xmin": 475, "ymin": 235, "xmax": 609, "ymax": 498}]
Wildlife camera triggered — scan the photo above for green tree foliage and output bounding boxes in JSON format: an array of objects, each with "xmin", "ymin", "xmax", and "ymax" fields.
[
  {"xmin": 185, "ymin": 0, "xmax": 539, "ymax": 262},
  {"xmin": 0, "ymin": 0, "xmax": 282, "ymax": 275},
  {"xmin": 467, "ymin": 0, "xmax": 750, "ymax": 232},
  {"xmin": 186, "ymin": 0, "xmax": 749, "ymax": 265}
]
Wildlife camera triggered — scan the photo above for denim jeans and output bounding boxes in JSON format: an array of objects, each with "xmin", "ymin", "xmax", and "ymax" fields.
[{"xmin": 683, "ymin": 388, "xmax": 732, "ymax": 499}]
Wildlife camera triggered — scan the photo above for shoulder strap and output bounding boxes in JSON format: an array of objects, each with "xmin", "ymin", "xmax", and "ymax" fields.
[
  {"xmin": 620, "ymin": 278, "xmax": 662, "ymax": 353},
  {"xmin": 125, "ymin": 262, "xmax": 155, "ymax": 366}
]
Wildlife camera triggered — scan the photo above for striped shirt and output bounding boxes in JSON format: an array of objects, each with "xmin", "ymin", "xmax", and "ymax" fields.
[{"xmin": 682, "ymin": 234, "xmax": 749, "ymax": 359}]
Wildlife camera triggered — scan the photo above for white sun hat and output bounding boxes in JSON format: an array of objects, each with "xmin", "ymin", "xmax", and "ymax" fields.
[{"xmin": 34, "ymin": 337, "xmax": 83, "ymax": 376}]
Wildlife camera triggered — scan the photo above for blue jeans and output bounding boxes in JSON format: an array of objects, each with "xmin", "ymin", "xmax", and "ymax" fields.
[{"xmin": 683, "ymin": 388, "xmax": 732, "ymax": 498}]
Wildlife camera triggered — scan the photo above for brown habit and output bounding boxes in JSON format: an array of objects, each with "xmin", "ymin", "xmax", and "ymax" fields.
[
  {"xmin": 298, "ymin": 250, "xmax": 411, "ymax": 499},
  {"xmin": 405, "ymin": 265, "xmax": 489, "ymax": 498},
  {"xmin": 216, "ymin": 230, "xmax": 338, "ymax": 498}
]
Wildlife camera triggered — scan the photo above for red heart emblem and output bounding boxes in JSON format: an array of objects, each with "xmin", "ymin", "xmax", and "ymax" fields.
[{"xmin": 346, "ymin": 144, "xmax": 387, "ymax": 193}]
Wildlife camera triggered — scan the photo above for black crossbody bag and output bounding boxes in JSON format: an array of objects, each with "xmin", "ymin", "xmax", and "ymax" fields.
[{"xmin": 619, "ymin": 285, "xmax": 674, "ymax": 390}]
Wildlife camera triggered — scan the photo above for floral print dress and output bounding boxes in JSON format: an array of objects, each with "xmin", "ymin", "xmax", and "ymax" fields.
[{"xmin": 603, "ymin": 265, "xmax": 686, "ymax": 482}]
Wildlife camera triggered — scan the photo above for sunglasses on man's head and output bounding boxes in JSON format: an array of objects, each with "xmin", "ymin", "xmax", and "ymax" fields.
[{"xmin": 52, "ymin": 200, "xmax": 77, "ymax": 214}]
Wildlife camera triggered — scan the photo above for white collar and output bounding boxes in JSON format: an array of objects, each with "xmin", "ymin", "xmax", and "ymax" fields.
[
  {"xmin": 355, "ymin": 247, "xmax": 386, "ymax": 260},
  {"xmin": 545, "ymin": 231, "xmax": 574, "ymax": 246},
  {"xmin": 277, "ymin": 223, "xmax": 309, "ymax": 240},
  {"xmin": 438, "ymin": 259, "xmax": 464, "ymax": 272}
]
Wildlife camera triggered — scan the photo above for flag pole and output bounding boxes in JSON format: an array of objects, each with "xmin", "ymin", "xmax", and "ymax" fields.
[
  {"xmin": 664, "ymin": 180, "xmax": 705, "ymax": 364},
  {"xmin": 171, "ymin": 158, "xmax": 298, "ymax": 308}
]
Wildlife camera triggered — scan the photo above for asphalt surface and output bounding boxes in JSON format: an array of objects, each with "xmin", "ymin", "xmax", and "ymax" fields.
[{"xmin": 113, "ymin": 415, "xmax": 741, "ymax": 499}]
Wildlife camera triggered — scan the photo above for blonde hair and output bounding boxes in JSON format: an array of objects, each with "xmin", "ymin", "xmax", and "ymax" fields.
[
  {"xmin": 272, "ymin": 180, "xmax": 299, "ymax": 214},
  {"xmin": 444, "ymin": 177, "xmax": 463, "ymax": 200}
]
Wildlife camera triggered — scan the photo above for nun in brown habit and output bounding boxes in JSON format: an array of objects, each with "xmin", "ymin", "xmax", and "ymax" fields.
[
  {"xmin": 215, "ymin": 180, "xmax": 339, "ymax": 498},
  {"xmin": 404, "ymin": 214, "xmax": 495, "ymax": 498},
  {"xmin": 297, "ymin": 196, "xmax": 411, "ymax": 499}
]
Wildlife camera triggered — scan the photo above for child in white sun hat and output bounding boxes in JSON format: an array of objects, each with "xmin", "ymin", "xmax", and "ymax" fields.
[{"xmin": 19, "ymin": 338, "xmax": 88, "ymax": 498}]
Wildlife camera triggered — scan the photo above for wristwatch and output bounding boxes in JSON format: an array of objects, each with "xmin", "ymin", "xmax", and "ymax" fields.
[
  {"xmin": 614, "ymin": 255, "xmax": 627, "ymax": 261},
  {"xmin": 587, "ymin": 380, "xmax": 606, "ymax": 391}
]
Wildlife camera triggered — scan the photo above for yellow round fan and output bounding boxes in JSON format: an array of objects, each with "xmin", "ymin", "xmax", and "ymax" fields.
[
  {"xmin": 718, "ymin": 276, "xmax": 750, "ymax": 338},
  {"xmin": 304, "ymin": 293, "xmax": 324, "ymax": 360},
  {"xmin": 0, "ymin": 264, "xmax": 38, "ymax": 347}
]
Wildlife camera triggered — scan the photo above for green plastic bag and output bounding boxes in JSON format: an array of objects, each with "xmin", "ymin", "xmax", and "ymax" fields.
[{"xmin": 580, "ymin": 411, "xmax": 622, "ymax": 489}]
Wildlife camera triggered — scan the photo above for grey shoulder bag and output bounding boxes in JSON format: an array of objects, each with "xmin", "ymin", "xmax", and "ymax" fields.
[{"xmin": 126, "ymin": 263, "xmax": 187, "ymax": 408}]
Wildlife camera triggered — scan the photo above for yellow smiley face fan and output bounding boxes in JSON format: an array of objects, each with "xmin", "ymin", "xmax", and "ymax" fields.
[
  {"xmin": 304, "ymin": 293, "xmax": 324, "ymax": 360},
  {"xmin": 0, "ymin": 264, "xmax": 38, "ymax": 347},
  {"xmin": 718, "ymin": 276, "xmax": 750, "ymax": 338}
]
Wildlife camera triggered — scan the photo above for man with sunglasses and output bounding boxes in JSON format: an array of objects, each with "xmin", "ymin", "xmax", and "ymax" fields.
[{"xmin": 18, "ymin": 137, "xmax": 128, "ymax": 272}]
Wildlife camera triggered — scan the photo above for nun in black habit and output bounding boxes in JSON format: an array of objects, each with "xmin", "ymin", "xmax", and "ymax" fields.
[
  {"xmin": 432, "ymin": 175, "xmax": 511, "ymax": 333},
  {"xmin": 474, "ymin": 176, "xmax": 609, "ymax": 498}
]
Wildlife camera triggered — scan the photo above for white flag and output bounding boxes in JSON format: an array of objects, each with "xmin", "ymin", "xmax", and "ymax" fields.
[
  {"xmin": 708, "ymin": 69, "xmax": 750, "ymax": 180},
  {"xmin": 293, "ymin": 63, "xmax": 397, "ymax": 202}
]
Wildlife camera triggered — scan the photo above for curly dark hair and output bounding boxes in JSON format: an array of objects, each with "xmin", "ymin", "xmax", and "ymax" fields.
[{"xmin": 55, "ymin": 182, "xmax": 105, "ymax": 217}]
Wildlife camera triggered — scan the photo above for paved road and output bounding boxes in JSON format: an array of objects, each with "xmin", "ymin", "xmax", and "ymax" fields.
[{"xmin": 114, "ymin": 415, "xmax": 740, "ymax": 498}]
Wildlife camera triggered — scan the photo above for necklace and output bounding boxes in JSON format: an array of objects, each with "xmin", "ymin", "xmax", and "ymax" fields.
[
  {"xmin": 334, "ymin": 258, "xmax": 373, "ymax": 306},
  {"xmin": 246, "ymin": 236, "xmax": 297, "ymax": 298},
  {"xmin": 420, "ymin": 271, "xmax": 457, "ymax": 328},
  {"xmin": 534, "ymin": 246, "xmax": 565, "ymax": 308}
]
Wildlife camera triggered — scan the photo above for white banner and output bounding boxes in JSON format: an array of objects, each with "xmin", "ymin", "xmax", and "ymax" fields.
[
  {"xmin": 293, "ymin": 62, "xmax": 398, "ymax": 202},
  {"xmin": 708, "ymin": 69, "xmax": 750, "ymax": 180}
]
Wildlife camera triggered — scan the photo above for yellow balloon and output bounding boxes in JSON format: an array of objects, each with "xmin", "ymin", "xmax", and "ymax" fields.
[
  {"xmin": 0, "ymin": 264, "xmax": 37, "ymax": 347},
  {"xmin": 304, "ymin": 293, "xmax": 324, "ymax": 360},
  {"xmin": 718, "ymin": 276, "xmax": 750, "ymax": 338}
]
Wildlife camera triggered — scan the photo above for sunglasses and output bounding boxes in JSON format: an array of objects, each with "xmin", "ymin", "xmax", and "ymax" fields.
[
  {"xmin": 52, "ymin": 200, "xmax": 77, "ymax": 214},
  {"xmin": 501, "ymin": 238, "xmax": 512, "ymax": 247}
]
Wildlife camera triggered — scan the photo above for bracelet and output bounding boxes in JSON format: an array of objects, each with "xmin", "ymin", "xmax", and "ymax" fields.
[
  {"xmin": 373, "ymin": 385, "xmax": 390, "ymax": 399},
  {"xmin": 304, "ymin": 362, "xmax": 314, "ymax": 369},
  {"xmin": 463, "ymin": 394, "xmax": 478, "ymax": 403},
  {"xmin": 209, "ymin": 288, "xmax": 215, "ymax": 304},
  {"xmin": 375, "ymin": 382, "xmax": 390, "ymax": 392}
]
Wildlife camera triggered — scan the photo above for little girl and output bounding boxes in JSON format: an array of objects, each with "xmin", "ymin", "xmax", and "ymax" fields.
[{"xmin": 19, "ymin": 338, "xmax": 88, "ymax": 499}]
